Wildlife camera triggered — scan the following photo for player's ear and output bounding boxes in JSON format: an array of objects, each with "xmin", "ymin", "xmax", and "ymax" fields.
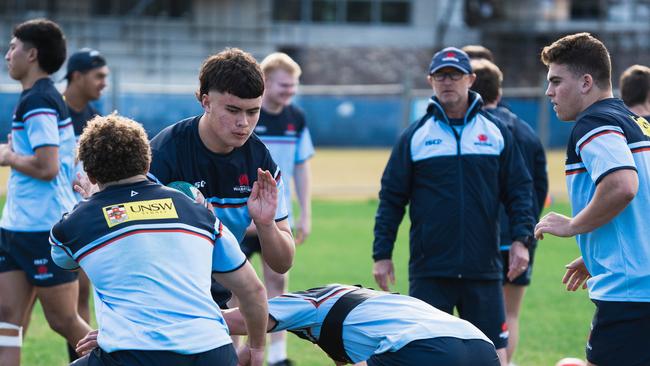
[
  {"xmin": 580, "ymin": 74, "xmax": 594, "ymax": 94},
  {"xmin": 200, "ymin": 93, "xmax": 211, "ymax": 112},
  {"xmin": 26, "ymin": 46, "xmax": 37, "ymax": 63}
]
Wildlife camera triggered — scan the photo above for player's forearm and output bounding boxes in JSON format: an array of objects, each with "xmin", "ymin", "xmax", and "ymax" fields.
[
  {"xmin": 257, "ymin": 221, "xmax": 295, "ymax": 273},
  {"xmin": 223, "ymin": 309, "xmax": 277, "ymax": 335},
  {"xmin": 236, "ymin": 281, "xmax": 269, "ymax": 349},
  {"xmin": 570, "ymin": 170, "xmax": 638, "ymax": 234},
  {"xmin": 8, "ymin": 152, "xmax": 58, "ymax": 180}
]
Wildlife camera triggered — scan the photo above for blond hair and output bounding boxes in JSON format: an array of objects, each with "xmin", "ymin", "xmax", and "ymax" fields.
[{"xmin": 260, "ymin": 52, "xmax": 302, "ymax": 79}]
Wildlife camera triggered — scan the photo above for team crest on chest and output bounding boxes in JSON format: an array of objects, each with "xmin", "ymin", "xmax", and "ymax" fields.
[{"xmin": 233, "ymin": 174, "xmax": 252, "ymax": 193}]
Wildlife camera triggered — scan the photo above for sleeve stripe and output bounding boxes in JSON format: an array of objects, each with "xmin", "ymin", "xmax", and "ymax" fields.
[
  {"xmin": 594, "ymin": 166, "xmax": 637, "ymax": 185},
  {"xmin": 578, "ymin": 130, "xmax": 625, "ymax": 152},
  {"xmin": 23, "ymin": 112, "xmax": 57, "ymax": 122},
  {"xmin": 212, "ymin": 258, "xmax": 247, "ymax": 273},
  {"xmin": 23, "ymin": 108, "xmax": 57, "ymax": 119}
]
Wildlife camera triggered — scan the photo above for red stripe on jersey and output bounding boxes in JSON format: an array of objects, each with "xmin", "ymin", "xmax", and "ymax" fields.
[
  {"xmin": 77, "ymin": 228, "xmax": 213, "ymax": 261},
  {"xmin": 565, "ymin": 168, "xmax": 587, "ymax": 176},
  {"xmin": 579, "ymin": 130, "xmax": 625, "ymax": 151}
]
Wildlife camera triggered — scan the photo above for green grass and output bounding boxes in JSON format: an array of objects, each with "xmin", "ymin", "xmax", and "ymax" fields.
[{"xmin": 17, "ymin": 200, "xmax": 591, "ymax": 365}]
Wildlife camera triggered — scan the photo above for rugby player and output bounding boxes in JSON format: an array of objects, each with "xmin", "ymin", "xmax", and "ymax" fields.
[
  {"xmin": 53, "ymin": 114, "xmax": 268, "ymax": 366},
  {"xmin": 0, "ymin": 18, "xmax": 91, "ymax": 366}
]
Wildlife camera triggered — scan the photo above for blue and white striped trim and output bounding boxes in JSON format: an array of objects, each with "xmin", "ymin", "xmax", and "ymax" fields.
[
  {"xmin": 628, "ymin": 141, "xmax": 650, "ymax": 149},
  {"xmin": 207, "ymin": 196, "xmax": 249, "ymax": 206},
  {"xmin": 73, "ymin": 222, "xmax": 215, "ymax": 260},
  {"xmin": 23, "ymin": 108, "xmax": 58, "ymax": 120},
  {"xmin": 575, "ymin": 125, "xmax": 625, "ymax": 155},
  {"xmin": 49, "ymin": 233, "xmax": 75, "ymax": 258},
  {"xmin": 260, "ymin": 136, "xmax": 299, "ymax": 143}
]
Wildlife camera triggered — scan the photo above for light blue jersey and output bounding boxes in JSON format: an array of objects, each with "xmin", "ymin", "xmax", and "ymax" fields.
[
  {"xmin": 50, "ymin": 181, "xmax": 246, "ymax": 354},
  {"xmin": 565, "ymin": 98, "xmax": 650, "ymax": 302},
  {"xmin": 0, "ymin": 78, "xmax": 76, "ymax": 232},
  {"xmin": 268, "ymin": 284, "xmax": 491, "ymax": 363},
  {"xmin": 255, "ymin": 105, "xmax": 315, "ymax": 222}
]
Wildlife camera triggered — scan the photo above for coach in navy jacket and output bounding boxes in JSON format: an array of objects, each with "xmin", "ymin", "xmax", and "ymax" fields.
[{"xmin": 372, "ymin": 47, "xmax": 534, "ymax": 364}]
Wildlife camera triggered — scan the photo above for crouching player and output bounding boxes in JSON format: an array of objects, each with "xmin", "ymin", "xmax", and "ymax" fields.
[
  {"xmin": 49, "ymin": 114, "xmax": 268, "ymax": 366},
  {"xmin": 223, "ymin": 284, "xmax": 498, "ymax": 365}
]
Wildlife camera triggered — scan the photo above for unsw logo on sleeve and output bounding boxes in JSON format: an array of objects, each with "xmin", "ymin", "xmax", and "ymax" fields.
[{"xmin": 102, "ymin": 198, "xmax": 178, "ymax": 228}]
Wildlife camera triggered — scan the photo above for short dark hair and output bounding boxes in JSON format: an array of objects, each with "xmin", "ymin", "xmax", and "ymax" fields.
[
  {"xmin": 13, "ymin": 18, "xmax": 66, "ymax": 74},
  {"xmin": 78, "ymin": 114, "xmax": 151, "ymax": 184},
  {"xmin": 620, "ymin": 64, "xmax": 650, "ymax": 107},
  {"xmin": 471, "ymin": 59, "xmax": 502, "ymax": 104},
  {"xmin": 540, "ymin": 32, "xmax": 611, "ymax": 89},
  {"xmin": 462, "ymin": 45, "xmax": 494, "ymax": 61},
  {"xmin": 196, "ymin": 48, "xmax": 264, "ymax": 101}
]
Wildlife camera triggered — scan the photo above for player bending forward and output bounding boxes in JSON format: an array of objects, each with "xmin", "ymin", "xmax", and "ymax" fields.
[{"xmin": 134, "ymin": 284, "xmax": 496, "ymax": 365}]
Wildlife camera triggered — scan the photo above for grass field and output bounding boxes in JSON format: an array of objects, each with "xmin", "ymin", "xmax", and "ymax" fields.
[
  {"xmin": 5, "ymin": 148, "xmax": 591, "ymax": 365},
  {"xmin": 17, "ymin": 200, "xmax": 592, "ymax": 366}
]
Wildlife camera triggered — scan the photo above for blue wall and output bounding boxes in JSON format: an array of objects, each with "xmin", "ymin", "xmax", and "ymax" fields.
[{"xmin": 0, "ymin": 91, "xmax": 573, "ymax": 148}]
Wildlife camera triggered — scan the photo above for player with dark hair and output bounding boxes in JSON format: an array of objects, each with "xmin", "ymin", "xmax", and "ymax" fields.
[
  {"xmin": 537, "ymin": 32, "xmax": 650, "ymax": 366},
  {"xmin": 619, "ymin": 64, "xmax": 650, "ymax": 119},
  {"xmin": 461, "ymin": 44, "xmax": 495, "ymax": 62},
  {"xmin": 63, "ymin": 47, "xmax": 109, "ymax": 362},
  {"xmin": 54, "ymin": 114, "xmax": 268, "ymax": 366},
  {"xmin": 147, "ymin": 48, "xmax": 295, "ymax": 308},
  {"xmin": 0, "ymin": 19, "xmax": 92, "ymax": 366},
  {"xmin": 471, "ymin": 58, "xmax": 548, "ymax": 365}
]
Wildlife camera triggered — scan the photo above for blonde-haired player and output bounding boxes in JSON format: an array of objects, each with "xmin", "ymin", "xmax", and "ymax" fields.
[{"xmin": 240, "ymin": 52, "xmax": 314, "ymax": 366}]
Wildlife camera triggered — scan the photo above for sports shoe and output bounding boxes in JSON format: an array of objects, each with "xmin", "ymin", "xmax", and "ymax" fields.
[{"xmin": 268, "ymin": 359, "xmax": 294, "ymax": 366}]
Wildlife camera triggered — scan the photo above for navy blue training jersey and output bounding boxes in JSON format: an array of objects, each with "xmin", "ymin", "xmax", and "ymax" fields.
[
  {"xmin": 69, "ymin": 103, "xmax": 99, "ymax": 138},
  {"xmin": 148, "ymin": 115, "xmax": 289, "ymax": 242}
]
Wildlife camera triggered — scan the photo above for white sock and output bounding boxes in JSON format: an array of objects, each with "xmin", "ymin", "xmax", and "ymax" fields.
[{"xmin": 266, "ymin": 340, "xmax": 288, "ymax": 364}]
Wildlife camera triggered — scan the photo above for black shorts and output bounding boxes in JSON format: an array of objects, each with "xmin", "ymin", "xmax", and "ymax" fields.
[
  {"xmin": 500, "ymin": 244, "xmax": 536, "ymax": 286},
  {"xmin": 71, "ymin": 343, "xmax": 238, "ymax": 366},
  {"xmin": 367, "ymin": 337, "xmax": 499, "ymax": 366},
  {"xmin": 587, "ymin": 300, "xmax": 650, "ymax": 366},
  {"xmin": 240, "ymin": 233, "xmax": 261, "ymax": 258},
  {"xmin": 409, "ymin": 278, "xmax": 507, "ymax": 350},
  {"xmin": 0, "ymin": 228, "xmax": 78, "ymax": 287},
  {"xmin": 210, "ymin": 278, "xmax": 232, "ymax": 309}
]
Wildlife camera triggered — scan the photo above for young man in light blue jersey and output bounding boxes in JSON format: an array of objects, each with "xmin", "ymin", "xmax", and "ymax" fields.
[
  {"xmin": 239, "ymin": 52, "xmax": 315, "ymax": 366},
  {"xmin": 537, "ymin": 33, "xmax": 650, "ymax": 366},
  {"xmin": 53, "ymin": 114, "xmax": 268, "ymax": 366},
  {"xmin": 0, "ymin": 18, "xmax": 92, "ymax": 366}
]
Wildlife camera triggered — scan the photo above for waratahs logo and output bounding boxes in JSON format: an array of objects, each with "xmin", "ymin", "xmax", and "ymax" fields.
[
  {"xmin": 474, "ymin": 133, "xmax": 493, "ymax": 147},
  {"xmin": 234, "ymin": 174, "xmax": 252, "ymax": 193}
]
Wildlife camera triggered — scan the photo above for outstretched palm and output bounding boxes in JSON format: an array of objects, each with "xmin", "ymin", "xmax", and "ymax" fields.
[{"xmin": 248, "ymin": 168, "xmax": 278, "ymax": 227}]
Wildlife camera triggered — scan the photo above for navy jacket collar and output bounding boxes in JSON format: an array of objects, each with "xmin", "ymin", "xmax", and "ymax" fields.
[{"xmin": 423, "ymin": 90, "xmax": 484, "ymax": 126}]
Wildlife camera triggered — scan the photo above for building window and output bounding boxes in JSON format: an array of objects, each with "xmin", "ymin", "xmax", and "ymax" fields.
[
  {"xmin": 272, "ymin": 0, "xmax": 411, "ymax": 25},
  {"xmin": 380, "ymin": 1, "xmax": 410, "ymax": 23},
  {"xmin": 312, "ymin": 0, "xmax": 340, "ymax": 22},
  {"xmin": 347, "ymin": 0, "xmax": 372, "ymax": 23},
  {"xmin": 273, "ymin": 0, "xmax": 302, "ymax": 21},
  {"xmin": 91, "ymin": 0, "xmax": 191, "ymax": 18}
]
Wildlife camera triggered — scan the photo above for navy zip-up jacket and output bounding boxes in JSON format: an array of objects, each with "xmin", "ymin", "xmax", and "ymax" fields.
[{"xmin": 373, "ymin": 91, "xmax": 535, "ymax": 280}]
